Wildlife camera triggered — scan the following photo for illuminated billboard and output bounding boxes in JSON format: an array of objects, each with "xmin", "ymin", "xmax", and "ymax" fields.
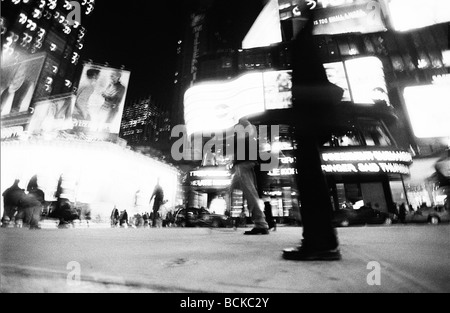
[
  {"xmin": 324, "ymin": 56, "xmax": 390, "ymax": 105},
  {"xmin": 73, "ymin": 64, "xmax": 130, "ymax": 135},
  {"xmin": 243, "ymin": 0, "xmax": 283, "ymax": 49},
  {"xmin": 0, "ymin": 54, "xmax": 45, "ymax": 117},
  {"xmin": 278, "ymin": 0, "xmax": 387, "ymax": 35},
  {"xmin": 385, "ymin": 0, "xmax": 450, "ymax": 31},
  {"xmin": 263, "ymin": 70, "xmax": 293, "ymax": 109},
  {"xmin": 404, "ymin": 85, "xmax": 450, "ymax": 138},
  {"xmin": 185, "ymin": 71, "xmax": 293, "ymax": 135},
  {"xmin": 27, "ymin": 94, "xmax": 76, "ymax": 134},
  {"xmin": 321, "ymin": 148, "xmax": 413, "ymax": 175}
]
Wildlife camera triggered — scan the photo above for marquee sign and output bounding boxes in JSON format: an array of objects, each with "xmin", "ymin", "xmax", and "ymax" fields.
[
  {"xmin": 321, "ymin": 148, "xmax": 413, "ymax": 175},
  {"xmin": 189, "ymin": 167, "xmax": 232, "ymax": 188}
]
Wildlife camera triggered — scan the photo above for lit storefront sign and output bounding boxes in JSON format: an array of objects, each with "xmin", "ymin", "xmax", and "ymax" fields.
[
  {"xmin": 385, "ymin": 0, "xmax": 450, "ymax": 31},
  {"xmin": 321, "ymin": 148, "xmax": 413, "ymax": 175},
  {"xmin": 184, "ymin": 70, "xmax": 292, "ymax": 135},
  {"xmin": 189, "ymin": 167, "xmax": 232, "ymax": 188}
]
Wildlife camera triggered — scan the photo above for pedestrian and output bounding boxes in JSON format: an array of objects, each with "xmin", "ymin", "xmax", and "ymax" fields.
[
  {"xmin": 143, "ymin": 212, "xmax": 149, "ymax": 228},
  {"xmin": 263, "ymin": 199, "xmax": 277, "ymax": 231},
  {"xmin": 150, "ymin": 178, "xmax": 164, "ymax": 228},
  {"xmin": 1, "ymin": 179, "xmax": 25, "ymax": 227},
  {"xmin": 119, "ymin": 210, "xmax": 128, "ymax": 227},
  {"xmin": 399, "ymin": 203, "xmax": 407, "ymax": 224},
  {"xmin": 228, "ymin": 118, "xmax": 269, "ymax": 235},
  {"xmin": 111, "ymin": 205, "xmax": 119, "ymax": 227},
  {"xmin": 17, "ymin": 188, "xmax": 45, "ymax": 230},
  {"xmin": 282, "ymin": 7, "xmax": 343, "ymax": 261}
]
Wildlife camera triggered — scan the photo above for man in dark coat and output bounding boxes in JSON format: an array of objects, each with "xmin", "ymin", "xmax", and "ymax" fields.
[
  {"xmin": 150, "ymin": 179, "xmax": 164, "ymax": 228},
  {"xmin": 17, "ymin": 188, "xmax": 45, "ymax": 229},
  {"xmin": 2, "ymin": 179, "xmax": 25, "ymax": 227}
]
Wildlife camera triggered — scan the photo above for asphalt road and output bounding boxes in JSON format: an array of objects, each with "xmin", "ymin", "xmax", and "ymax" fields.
[{"xmin": 1, "ymin": 225, "xmax": 449, "ymax": 293}]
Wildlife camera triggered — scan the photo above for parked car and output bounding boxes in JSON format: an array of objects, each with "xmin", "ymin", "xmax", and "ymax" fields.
[
  {"xmin": 174, "ymin": 207, "xmax": 231, "ymax": 228},
  {"xmin": 404, "ymin": 205, "xmax": 450, "ymax": 225},
  {"xmin": 333, "ymin": 206, "xmax": 394, "ymax": 227}
]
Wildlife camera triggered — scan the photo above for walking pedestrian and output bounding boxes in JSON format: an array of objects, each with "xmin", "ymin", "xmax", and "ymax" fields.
[
  {"xmin": 150, "ymin": 178, "xmax": 164, "ymax": 228},
  {"xmin": 111, "ymin": 205, "xmax": 119, "ymax": 227},
  {"xmin": 282, "ymin": 7, "xmax": 343, "ymax": 261},
  {"xmin": 264, "ymin": 199, "xmax": 277, "ymax": 231},
  {"xmin": 228, "ymin": 118, "xmax": 269, "ymax": 235},
  {"xmin": 1, "ymin": 179, "xmax": 25, "ymax": 227}
]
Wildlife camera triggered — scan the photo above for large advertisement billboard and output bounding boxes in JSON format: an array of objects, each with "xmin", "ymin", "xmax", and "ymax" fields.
[
  {"xmin": 184, "ymin": 70, "xmax": 293, "ymax": 135},
  {"xmin": 0, "ymin": 54, "xmax": 45, "ymax": 117},
  {"xmin": 278, "ymin": 0, "xmax": 387, "ymax": 35},
  {"xmin": 324, "ymin": 56, "xmax": 390, "ymax": 105},
  {"xmin": 73, "ymin": 64, "xmax": 130, "ymax": 134}
]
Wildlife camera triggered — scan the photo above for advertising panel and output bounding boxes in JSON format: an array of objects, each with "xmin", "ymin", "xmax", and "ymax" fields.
[
  {"xmin": 404, "ymin": 85, "xmax": 450, "ymax": 138},
  {"xmin": 344, "ymin": 56, "xmax": 390, "ymax": 105},
  {"xmin": 184, "ymin": 72, "xmax": 265, "ymax": 135},
  {"xmin": 242, "ymin": 0, "xmax": 283, "ymax": 49},
  {"xmin": 323, "ymin": 62, "xmax": 352, "ymax": 101},
  {"xmin": 27, "ymin": 94, "xmax": 76, "ymax": 134},
  {"xmin": 184, "ymin": 70, "xmax": 296, "ymax": 135},
  {"xmin": 73, "ymin": 64, "xmax": 130, "ymax": 135},
  {"xmin": 263, "ymin": 70, "xmax": 293, "ymax": 110},
  {"xmin": 278, "ymin": 0, "xmax": 387, "ymax": 35},
  {"xmin": 0, "ymin": 54, "xmax": 45, "ymax": 117},
  {"xmin": 385, "ymin": 0, "xmax": 450, "ymax": 31}
]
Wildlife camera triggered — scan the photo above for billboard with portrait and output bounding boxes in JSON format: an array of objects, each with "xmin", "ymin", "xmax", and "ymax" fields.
[
  {"xmin": 0, "ymin": 54, "xmax": 45, "ymax": 117},
  {"xmin": 73, "ymin": 64, "xmax": 130, "ymax": 134}
]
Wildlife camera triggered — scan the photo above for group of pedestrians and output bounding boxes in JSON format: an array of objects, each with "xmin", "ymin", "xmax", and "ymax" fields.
[
  {"xmin": 109, "ymin": 179, "xmax": 168, "ymax": 229},
  {"xmin": 1, "ymin": 178, "xmax": 45, "ymax": 229}
]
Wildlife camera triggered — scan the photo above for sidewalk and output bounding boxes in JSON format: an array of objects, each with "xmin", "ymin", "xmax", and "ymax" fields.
[{"xmin": 1, "ymin": 225, "xmax": 449, "ymax": 293}]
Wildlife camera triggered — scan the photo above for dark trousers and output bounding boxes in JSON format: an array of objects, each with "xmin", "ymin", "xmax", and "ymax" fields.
[{"xmin": 152, "ymin": 199, "xmax": 162, "ymax": 227}]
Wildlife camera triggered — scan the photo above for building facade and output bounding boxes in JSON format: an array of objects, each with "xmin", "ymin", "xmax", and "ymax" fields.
[
  {"xmin": 175, "ymin": 0, "xmax": 449, "ymax": 219},
  {"xmin": 1, "ymin": 0, "xmax": 95, "ymax": 137}
]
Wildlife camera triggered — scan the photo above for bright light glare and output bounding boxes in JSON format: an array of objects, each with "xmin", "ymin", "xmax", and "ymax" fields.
[
  {"xmin": 0, "ymin": 140, "xmax": 180, "ymax": 220},
  {"xmin": 242, "ymin": 0, "xmax": 282, "ymax": 49},
  {"xmin": 404, "ymin": 85, "xmax": 450, "ymax": 138},
  {"xmin": 184, "ymin": 73, "xmax": 265, "ymax": 135},
  {"xmin": 388, "ymin": 0, "xmax": 450, "ymax": 31}
]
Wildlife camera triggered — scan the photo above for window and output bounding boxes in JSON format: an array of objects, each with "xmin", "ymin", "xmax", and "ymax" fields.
[{"xmin": 360, "ymin": 122, "xmax": 392, "ymax": 147}]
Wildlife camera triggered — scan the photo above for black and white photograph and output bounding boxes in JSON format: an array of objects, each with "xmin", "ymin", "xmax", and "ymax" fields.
[{"xmin": 1, "ymin": 0, "xmax": 449, "ymax": 299}]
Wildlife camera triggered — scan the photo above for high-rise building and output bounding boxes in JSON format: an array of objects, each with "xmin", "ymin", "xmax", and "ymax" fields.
[
  {"xmin": 1, "ymin": 0, "xmax": 95, "ymax": 133},
  {"xmin": 120, "ymin": 96, "xmax": 171, "ymax": 157}
]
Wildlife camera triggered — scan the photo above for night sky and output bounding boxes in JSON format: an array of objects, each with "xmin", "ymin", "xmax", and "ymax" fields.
[
  {"xmin": 83, "ymin": 1, "xmax": 188, "ymax": 106},
  {"xmin": 82, "ymin": 0, "xmax": 265, "ymax": 108}
]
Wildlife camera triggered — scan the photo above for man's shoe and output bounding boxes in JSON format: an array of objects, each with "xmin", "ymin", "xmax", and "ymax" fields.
[
  {"xmin": 283, "ymin": 246, "xmax": 341, "ymax": 261},
  {"xmin": 244, "ymin": 228, "xmax": 269, "ymax": 235}
]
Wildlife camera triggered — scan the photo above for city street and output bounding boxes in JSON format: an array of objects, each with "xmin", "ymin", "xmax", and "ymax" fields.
[{"xmin": 1, "ymin": 225, "xmax": 449, "ymax": 293}]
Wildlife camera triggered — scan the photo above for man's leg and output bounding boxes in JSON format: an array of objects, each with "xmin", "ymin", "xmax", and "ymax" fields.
[
  {"xmin": 235, "ymin": 163, "xmax": 268, "ymax": 231},
  {"xmin": 29, "ymin": 205, "xmax": 42, "ymax": 229}
]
